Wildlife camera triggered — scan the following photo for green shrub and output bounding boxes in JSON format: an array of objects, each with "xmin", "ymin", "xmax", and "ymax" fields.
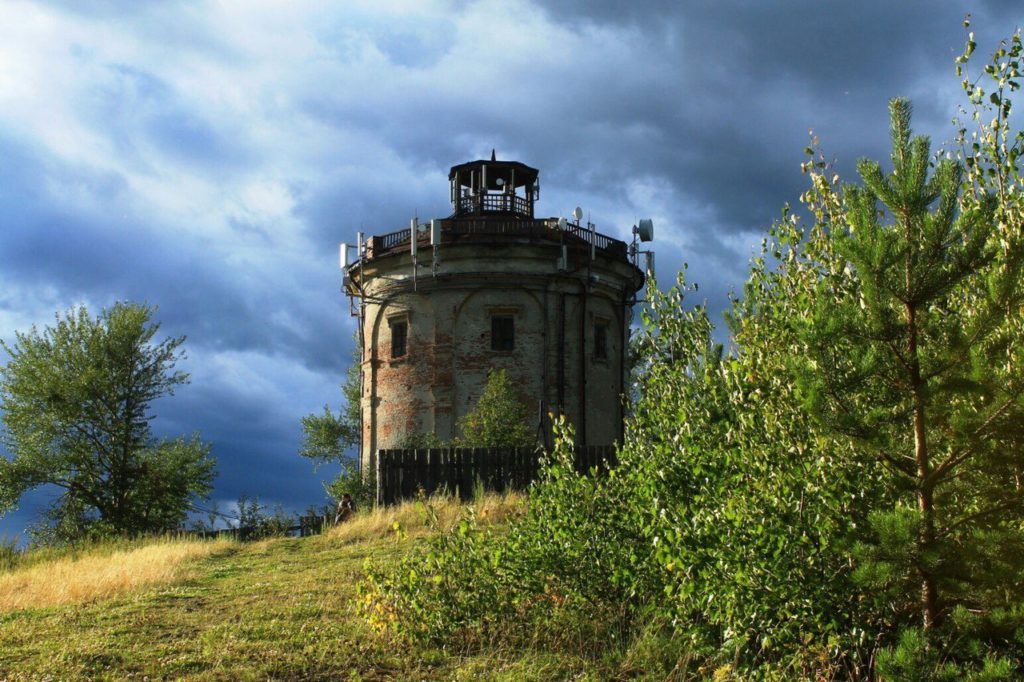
[
  {"xmin": 454, "ymin": 369, "xmax": 534, "ymax": 448},
  {"xmin": 360, "ymin": 417, "xmax": 653, "ymax": 650},
  {"xmin": 236, "ymin": 495, "xmax": 292, "ymax": 540}
]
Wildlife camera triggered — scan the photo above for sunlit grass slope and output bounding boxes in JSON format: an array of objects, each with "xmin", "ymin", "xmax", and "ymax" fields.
[
  {"xmin": 0, "ymin": 493, "xmax": 610, "ymax": 681},
  {"xmin": 0, "ymin": 537, "xmax": 233, "ymax": 613}
]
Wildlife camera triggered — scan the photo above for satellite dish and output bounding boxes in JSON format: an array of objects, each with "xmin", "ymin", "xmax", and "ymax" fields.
[
  {"xmin": 637, "ymin": 218, "xmax": 654, "ymax": 242},
  {"xmin": 573, "ymin": 206, "xmax": 583, "ymax": 221},
  {"xmin": 496, "ymin": 177, "xmax": 504, "ymax": 187},
  {"xmin": 557, "ymin": 217, "xmax": 567, "ymax": 230}
]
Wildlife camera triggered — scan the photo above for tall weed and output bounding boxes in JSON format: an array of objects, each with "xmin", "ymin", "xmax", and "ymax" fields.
[{"xmin": 0, "ymin": 536, "xmax": 18, "ymax": 572}]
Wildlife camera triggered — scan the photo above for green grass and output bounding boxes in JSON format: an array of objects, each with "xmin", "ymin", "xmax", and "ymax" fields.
[{"xmin": 0, "ymin": 496, "xmax": 617, "ymax": 681}]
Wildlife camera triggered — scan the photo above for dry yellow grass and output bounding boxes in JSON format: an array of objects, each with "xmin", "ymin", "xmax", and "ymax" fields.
[
  {"xmin": 328, "ymin": 491, "xmax": 525, "ymax": 544},
  {"xmin": 0, "ymin": 537, "xmax": 231, "ymax": 613}
]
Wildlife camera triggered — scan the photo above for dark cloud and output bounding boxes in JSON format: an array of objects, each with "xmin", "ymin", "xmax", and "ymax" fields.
[
  {"xmin": 151, "ymin": 378, "xmax": 344, "ymax": 514},
  {"xmin": 517, "ymin": 1, "xmax": 1020, "ymax": 243},
  {"xmin": 0, "ymin": 131, "xmax": 347, "ymax": 371}
]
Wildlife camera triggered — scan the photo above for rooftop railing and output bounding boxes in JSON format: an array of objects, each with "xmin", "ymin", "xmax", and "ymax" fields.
[
  {"xmin": 368, "ymin": 218, "xmax": 628, "ymax": 261},
  {"xmin": 455, "ymin": 192, "xmax": 531, "ymax": 217}
]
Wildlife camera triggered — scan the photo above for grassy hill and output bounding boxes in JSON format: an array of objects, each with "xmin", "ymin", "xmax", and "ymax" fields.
[{"xmin": 0, "ymin": 495, "xmax": 615, "ymax": 681}]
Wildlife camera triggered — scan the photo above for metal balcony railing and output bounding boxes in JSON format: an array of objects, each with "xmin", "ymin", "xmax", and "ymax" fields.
[
  {"xmin": 368, "ymin": 218, "xmax": 628, "ymax": 262},
  {"xmin": 456, "ymin": 192, "xmax": 531, "ymax": 216}
]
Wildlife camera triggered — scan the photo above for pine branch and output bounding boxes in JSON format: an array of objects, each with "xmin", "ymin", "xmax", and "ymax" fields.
[
  {"xmin": 928, "ymin": 397, "xmax": 1019, "ymax": 484},
  {"xmin": 938, "ymin": 499, "xmax": 1017, "ymax": 539}
]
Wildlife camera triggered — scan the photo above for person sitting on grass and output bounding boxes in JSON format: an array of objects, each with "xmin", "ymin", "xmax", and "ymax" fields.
[{"xmin": 335, "ymin": 493, "xmax": 355, "ymax": 524}]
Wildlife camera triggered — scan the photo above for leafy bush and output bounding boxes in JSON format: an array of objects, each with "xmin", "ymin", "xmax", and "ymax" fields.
[
  {"xmin": 361, "ymin": 255, "xmax": 888, "ymax": 677},
  {"xmin": 360, "ymin": 417, "xmax": 653, "ymax": 650}
]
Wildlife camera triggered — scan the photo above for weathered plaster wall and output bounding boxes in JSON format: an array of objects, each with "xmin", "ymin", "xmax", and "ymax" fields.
[{"xmin": 355, "ymin": 238, "xmax": 638, "ymax": 473}]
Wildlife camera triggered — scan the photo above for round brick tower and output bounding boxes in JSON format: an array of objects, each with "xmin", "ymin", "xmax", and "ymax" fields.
[{"xmin": 342, "ymin": 155, "xmax": 646, "ymax": 474}]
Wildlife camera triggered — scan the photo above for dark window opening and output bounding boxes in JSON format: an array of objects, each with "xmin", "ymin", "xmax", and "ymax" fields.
[
  {"xmin": 390, "ymin": 320, "xmax": 407, "ymax": 359},
  {"xmin": 491, "ymin": 315, "xmax": 514, "ymax": 351},
  {"xmin": 594, "ymin": 322, "xmax": 608, "ymax": 360}
]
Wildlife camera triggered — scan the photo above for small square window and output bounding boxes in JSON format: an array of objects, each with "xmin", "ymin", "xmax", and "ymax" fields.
[
  {"xmin": 491, "ymin": 315, "xmax": 514, "ymax": 351},
  {"xmin": 390, "ymin": 320, "xmax": 407, "ymax": 359},
  {"xmin": 594, "ymin": 322, "xmax": 608, "ymax": 360}
]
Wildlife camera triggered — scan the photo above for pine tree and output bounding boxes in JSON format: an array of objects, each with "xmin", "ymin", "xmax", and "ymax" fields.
[{"xmin": 798, "ymin": 98, "xmax": 1024, "ymax": 632}]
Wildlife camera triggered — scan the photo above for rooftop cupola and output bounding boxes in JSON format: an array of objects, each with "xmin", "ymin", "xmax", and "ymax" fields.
[{"xmin": 448, "ymin": 150, "xmax": 539, "ymax": 219}]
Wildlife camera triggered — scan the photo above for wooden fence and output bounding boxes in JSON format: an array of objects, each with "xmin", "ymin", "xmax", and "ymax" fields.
[
  {"xmin": 191, "ymin": 515, "xmax": 325, "ymax": 541},
  {"xmin": 375, "ymin": 446, "xmax": 617, "ymax": 506}
]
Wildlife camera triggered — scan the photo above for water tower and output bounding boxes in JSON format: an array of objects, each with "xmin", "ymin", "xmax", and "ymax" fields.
[{"xmin": 341, "ymin": 153, "xmax": 652, "ymax": 474}]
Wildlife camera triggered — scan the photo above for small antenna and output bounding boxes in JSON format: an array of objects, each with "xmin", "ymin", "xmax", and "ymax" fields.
[
  {"xmin": 339, "ymin": 243, "xmax": 350, "ymax": 290},
  {"xmin": 409, "ymin": 218, "xmax": 418, "ymax": 291},
  {"xmin": 430, "ymin": 219, "xmax": 442, "ymax": 277}
]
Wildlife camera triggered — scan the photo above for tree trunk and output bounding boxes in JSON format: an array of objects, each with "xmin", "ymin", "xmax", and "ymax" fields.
[
  {"xmin": 908, "ymin": 301, "xmax": 940, "ymax": 630},
  {"xmin": 916, "ymin": 442, "xmax": 939, "ymax": 630}
]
